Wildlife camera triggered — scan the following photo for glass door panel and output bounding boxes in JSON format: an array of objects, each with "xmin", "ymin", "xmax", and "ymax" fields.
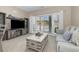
[{"xmin": 40, "ymin": 16, "xmax": 49, "ymax": 33}]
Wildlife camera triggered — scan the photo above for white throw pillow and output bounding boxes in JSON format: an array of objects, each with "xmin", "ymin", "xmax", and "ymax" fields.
[
  {"xmin": 71, "ymin": 30, "xmax": 79, "ymax": 46},
  {"xmin": 70, "ymin": 27, "xmax": 76, "ymax": 33},
  {"xmin": 75, "ymin": 31, "xmax": 79, "ymax": 46}
]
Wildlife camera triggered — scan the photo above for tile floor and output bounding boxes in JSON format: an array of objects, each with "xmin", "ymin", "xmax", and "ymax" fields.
[{"xmin": 2, "ymin": 34, "xmax": 57, "ymax": 52}]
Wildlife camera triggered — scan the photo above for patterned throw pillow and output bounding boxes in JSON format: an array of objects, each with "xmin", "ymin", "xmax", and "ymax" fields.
[{"xmin": 63, "ymin": 31, "xmax": 72, "ymax": 41}]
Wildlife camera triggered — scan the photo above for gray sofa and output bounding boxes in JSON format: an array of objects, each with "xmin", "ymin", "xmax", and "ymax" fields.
[{"xmin": 56, "ymin": 26, "xmax": 79, "ymax": 52}]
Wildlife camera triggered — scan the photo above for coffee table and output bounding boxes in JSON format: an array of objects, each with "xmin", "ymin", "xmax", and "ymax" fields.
[{"xmin": 26, "ymin": 33, "xmax": 48, "ymax": 52}]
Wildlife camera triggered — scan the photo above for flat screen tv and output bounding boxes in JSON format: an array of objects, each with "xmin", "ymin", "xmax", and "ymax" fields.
[{"xmin": 11, "ymin": 19, "xmax": 25, "ymax": 29}]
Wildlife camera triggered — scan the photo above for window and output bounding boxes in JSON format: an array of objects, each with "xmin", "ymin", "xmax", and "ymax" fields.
[{"xmin": 0, "ymin": 12, "xmax": 5, "ymax": 25}]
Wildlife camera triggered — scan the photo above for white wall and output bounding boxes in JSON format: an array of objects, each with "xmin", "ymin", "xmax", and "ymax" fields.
[{"xmin": 71, "ymin": 6, "xmax": 79, "ymax": 26}]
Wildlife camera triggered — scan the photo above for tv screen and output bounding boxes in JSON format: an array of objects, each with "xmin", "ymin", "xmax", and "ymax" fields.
[{"xmin": 11, "ymin": 20, "xmax": 25, "ymax": 29}]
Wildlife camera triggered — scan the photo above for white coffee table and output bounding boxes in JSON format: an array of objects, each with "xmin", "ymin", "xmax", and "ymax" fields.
[{"xmin": 26, "ymin": 33, "xmax": 48, "ymax": 52}]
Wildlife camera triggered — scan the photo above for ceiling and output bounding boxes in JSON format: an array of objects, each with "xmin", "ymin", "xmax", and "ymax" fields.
[{"xmin": 17, "ymin": 6, "xmax": 44, "ymax": 12}]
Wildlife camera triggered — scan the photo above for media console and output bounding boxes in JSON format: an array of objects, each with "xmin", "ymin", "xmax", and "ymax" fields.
[{"xmin": 7, "ymin": 28, "xmax": 27, "ymax": 39}]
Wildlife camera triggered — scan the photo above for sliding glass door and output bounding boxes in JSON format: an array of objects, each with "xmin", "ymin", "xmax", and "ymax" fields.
[
  {"xmin": 30, "ymin": 16, "xmax": 51, "ymax": 33},
  {"xmin": 40, "ymin": 16, "xmax": 50, "ymax": 33},
  {"xmin": 29, "ymin": 11, "xmax": 63, "ymax": 34}
]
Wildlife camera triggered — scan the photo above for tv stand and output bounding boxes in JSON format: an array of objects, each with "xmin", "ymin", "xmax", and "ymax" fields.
[{"xmin": 7, "ymin": 28, "xmax": 27, "ymax": 39}]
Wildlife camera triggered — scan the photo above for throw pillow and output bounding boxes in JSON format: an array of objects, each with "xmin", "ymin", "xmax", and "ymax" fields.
[
  {"xmin": 63, "ymin": 31, "xmax": 72, "ymax": 41},
  {"xmin": 71, "ymin": 30, "xmax": 79, "ymax": 46}
]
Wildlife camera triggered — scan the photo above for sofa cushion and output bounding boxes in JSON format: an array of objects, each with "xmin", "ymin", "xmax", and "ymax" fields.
[
  {"xmin": 71, "ymin": 30, "xmax": 79, "ymax": 46},
  {"xmin": 57, "ymin": 42, "xmax": 79, "ymax": 52},
  {"xmin": 56, "ymin": 35, "xmax": 67, "ymax": 42},
  {"xmin": 63, "ymin": 31, "xmax": 72, "ymax": 41}
]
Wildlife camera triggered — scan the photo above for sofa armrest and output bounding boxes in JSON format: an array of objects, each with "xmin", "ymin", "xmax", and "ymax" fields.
[{"xmin": 56, "ymin": 29, "xmax": 64, "ymax": 34}]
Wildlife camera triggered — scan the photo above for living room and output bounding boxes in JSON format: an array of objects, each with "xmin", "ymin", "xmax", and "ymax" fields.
[{"xmin": 0, "ymin": 6, "xmax": 79, "ymax": 52}]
